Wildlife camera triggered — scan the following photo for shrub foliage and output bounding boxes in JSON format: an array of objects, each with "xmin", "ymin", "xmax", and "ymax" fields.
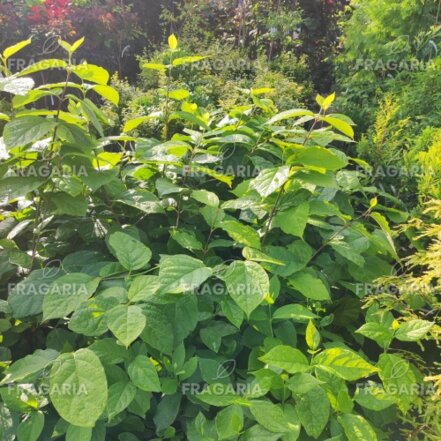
[{"xmin": 0, "ymin": 37, "xmax": 436, "ymax": 441}]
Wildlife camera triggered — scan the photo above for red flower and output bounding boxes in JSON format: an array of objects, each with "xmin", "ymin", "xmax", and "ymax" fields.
[
  {"xmin": 45, "ymin": 0, "xmax": 72, "ymax": 20},
  {"xmin": 28, "ymin": 6, "xmax": 43, "ymax": 24}
]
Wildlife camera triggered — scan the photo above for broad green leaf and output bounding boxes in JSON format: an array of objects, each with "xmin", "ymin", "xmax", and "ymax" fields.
[
  {"xmin": 72, "ymin": 64, "xmax": 109, "ymax": 85},
  {"xmin": 201, "ymin": 206, "xmax": 225, "ymax": 227},
  {"xmin": 251, "ymin": 166, "xmax": 290, "ymax": 197},
  {"xmin": 43, "ymin": 274, "xmax": 100, "ymax": 321},
  {"xmin": 242, "ymin": 425, "xmax": 282, "ymax": 440},
  {"xmin": 306, "ymin": 321, "xmax": 321, "ymax": 350},
  {"xmin": 378, "ymin": 353, "xmax": 418, "ymax": 413},
  {"xmin": 0, "ymin": 176, "xmax": 46, "ymax": 199},
  {"xmin": 197, "ymin": 384, "xmax": 249, "ymax": 407},
  {"xmin": 140, "ymin": 303, "xmax": 174, "ymax": 354},
  {"xmin": 58, "ymin": 38, "xmax": 73, "ymax": 53},
  {"xmin": 242, "ymin": 247, "xmax": 285, "ymax": 265},
  {"xmin": 128, "ymin": 355, "xmax": 161, "ymax": 392},
  {"xmin": 273, "ymin": 202, "xmax": 309, "ymax": 238},
  {"xmin": 187, "ymin": 412, "xmax": 217, "ymax": 440},
  {"xmin": 50, "ymin": 193, "xmax": 88, "ymax": 217},
  {"xmin": 200, "ymin": 322, "xmax": 237, "ymax": 352},
  {"xmin": 294, "ymin": 147, "xmax": 348, "ymax": 171},
  {"xmin": 172, "ymin": 56, "xmax": 206, "ymax": 66},
  {"xmin": 295, "ymin": 169, "xmax": 338, "ymax": 188},
  {"xmin": 71, "ymin": 37, "xmax": 85, "ymax": 53},
  {"xmin": 221, "ymin": 299, "xmax": 245, "ymax": 328},
  {"xmin": 3, "ymin": 116, "xmax": 56, "ymax": 148},
  {"xmin": 171, "ymin": 229, "xmax": 204, "ymax": 251},
  {"xmin": 17, "ymin": 411, "xmax": 44, "ymax": 441},
  {"xmin": 191, "ymin": 164, "xmax": 233, "ymax": 186},
  {"xmin": 330, "ymin": 237, "xmax": 368, "ymax": 267},
  {"xmin": 80, "ymin": 98, "xmax": 104, "ymax": 136},
  {"xmin": 219, "ymin": 220, "xmax": 261, "ymax": 249},
  {"xmin": 296, "ymin": 386, "xmax": 330, "ymax": 438},
  {"xmin": 313, "ymin": 347, "xmax": 377, "ymax": 381},
  {"xmin": 106, "ymin": 304, "xmax": 146, "ymax": 347},
  {"xmin": 287, "ymin": 373, "xmax": 324, "ymax": 394},
  {"xmin": 315, "ymin": 366, "xmax": 353, "ymax": 414},
  {"xmin": 0, "ymin": 349, "xmax": 59, "ymax": 385},
  {"xmin": 370, "ymin": 212, "xmax": 399, "ymax": 260},
  {"xmin": 191, "ymin": 189, "xmax": 219, "ymax": 207},
  {"xmin": 221, "ymin": 260, "xmax": 269, "ymax": 316},
  {"xmin": 143, "ymin": 63, "xmax": 167, "ymax": 72},
  {"xmin": 66, "ymin": 425, "xmax": 92, "ymax": 441},
  {"xmin": 266, "ymin": 109, "xmax": 314, "ymax": 125},
  {"xmin": 128, "ymin": 275, "xmax": 161, "ymax": 302},
  {"xmin": 123, "ymin": 115, "xmax": 157, "ymax": 132},
  {"xmin": 3, "ymin": 38, "xmax": 32, "ymax": 61},
  {"xmin": 0, "ymin": 403, "xmax": 15, "ymax": 441},
  {"xmin": 354, "ymin": 382, "xmax": 395, "ymax": 411},
  {"xmin": 108, "ymin": 231, "xmax": 152, "ymax": 271},
  {"xmin": 49, "ymin": 348, "xmax": 108, "ymax": 427},
  {"xmin": 264, "ymin": 242, "xmax": 312, "ymax": 277},
  {"xmin": 68, "ymin": 297, "xmax": 115, "ymax": 337},
  {"xmin": 250, "ymin": 401, "xmax": 299, "ymax": 434},
  {"xmin": 219, "ymin": 134, "xmax": 252, "ymax": 144},
  {"xmin": 273, "ymin": 304, "xmax": 318, "ymax": 322},
  {"xmin": 8, "ymin": 269, "xmax": 60, "ymax": 318},
  {"xmin": 259, "ymin": 345, "xmax": 309, "ymax": 373},
  {"xmin": 117, "ymin": 189, "xmax": 164, "ymax": 214},
  {"xmin": 158, "ymin": 254, "xmax": 212, "ymax": 294},
  {"xmin": 322, "ymin": 116, "xmax": 354, "ymax": 139},
  {"xmin": 153, "ymin": 393, "xmax": 182, "ymax": 432},
  {"xmin": 288, "ymin": 272, "xmax": 330, "ymax": 301},
  {"xmin": 320, "ymin": 92, "xmax": 336, "ymax": 111},
  {"xmin": 215, "ymin": 405, "xmax": 244, "ymax": 440},
  {"xmin": 356, "ymin": 322, "xmax": 393, "ymax": 348},
  {"xmin": 57, "ymin": 122, "xmax": 93, "ymax": 147},
  {"xmin": 338, "ymin": 414, "xmax": 377, "ymax": 441},
  {"xmin": 128, "ymin": 389, "xmax": 152, "ymax": 418},
  {"xmin": 13, "ymin": 90, "xmax": 54, "ymax": 108},
  {"xmin": 106, "ymin": 380, "xmax": 136, "ymax": 421},
  {"xmin": 91, "ymin": 85, "xmax": 120, "ymax": 106},
  {"xmin": 395, "ymin": 319, "xmax": 434, "ymax": 342},
  {"xmin": 89, "ymin": 338, "xmax": 129, "ymax": 365}
]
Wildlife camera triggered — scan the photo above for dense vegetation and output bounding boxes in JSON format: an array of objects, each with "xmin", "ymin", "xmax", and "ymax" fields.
[{"xmin": 0, "ymin": 1, "xmax": 439, "ymax": 440}]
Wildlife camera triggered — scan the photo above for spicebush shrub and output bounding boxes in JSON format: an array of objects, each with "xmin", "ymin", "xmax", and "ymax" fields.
[{"xmin": 0, "ymin": 37, "xmax": 435, "ymax": 441}]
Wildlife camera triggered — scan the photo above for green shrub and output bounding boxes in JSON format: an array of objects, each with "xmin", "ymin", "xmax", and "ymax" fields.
[
  {"xmin": 0, "ymin": 36, "xmax": 433, "ymax": 441},
  {"xmin": 365, "ymin": 200, "xmax": 441, "ymax": 440},
  {"xmin": 336, "ymin": 0, "xmax": 441, "ymax": 132}
]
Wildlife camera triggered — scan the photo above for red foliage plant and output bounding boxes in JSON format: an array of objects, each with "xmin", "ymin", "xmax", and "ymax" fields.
[
  {"xmin": 27, "ymin": 0, "xmax": 75, "ymax": 35},
  {"xmin": 28, "ymin": 0, "xmax": 71, "ymax": 21}
]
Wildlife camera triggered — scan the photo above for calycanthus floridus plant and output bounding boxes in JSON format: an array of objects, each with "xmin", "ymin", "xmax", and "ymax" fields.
[{"xmin": 0, "ymin": 36, "xmax": 435, "ymax": 441}]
